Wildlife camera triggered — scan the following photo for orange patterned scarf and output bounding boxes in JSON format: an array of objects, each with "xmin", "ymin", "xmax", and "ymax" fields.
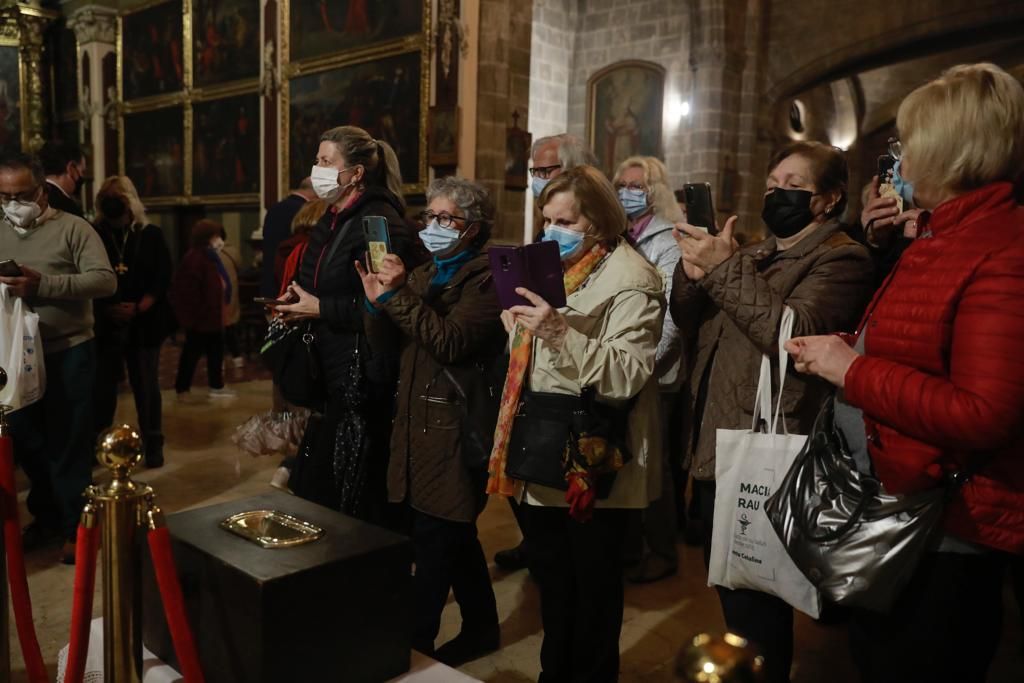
[{"xmin": 486, "ymin": 242, "xmax": 609, "ymax": 496}]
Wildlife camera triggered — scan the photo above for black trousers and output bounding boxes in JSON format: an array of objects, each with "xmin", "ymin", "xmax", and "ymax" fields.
[
  {"xmin": 696, "ymin": 479, "xmax": 794, "ymax": 683},
  {"xmin": 9, "ymin": 342, "xmax": 95, "ymax": 538},
  {"xmin": 523, "ymin": 503, "xmax": 628, "ymax": 683},
  {"xmin": 95, "ymin": 342, "xmax": 163, "ymax": 444},
  {"xmin": 849, "ymin": 550, "xmax": 1006, "ymax": 683},
  {"xmin": 174, "ymin": 330, "xmax": 224, "ymax": 393},
  {"xmin": 409, "ymin": 509, "xmax": 498, "ymax": 654}
]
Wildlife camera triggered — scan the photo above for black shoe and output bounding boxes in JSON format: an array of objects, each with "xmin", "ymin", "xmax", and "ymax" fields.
[
  {"xmin": 494, "ymin": 544, "xmax": 528, "ymax": 571},
  {"xmin": 433, "ymin": 624, "xmax": 500, "ymax": 668},
  {"xmin": 145, "ymin": 435, "xmax": 165, "ymax": 469},
  {"xmin": 22, "ymin": 521, "xmax": 62, "ymax": 551}
]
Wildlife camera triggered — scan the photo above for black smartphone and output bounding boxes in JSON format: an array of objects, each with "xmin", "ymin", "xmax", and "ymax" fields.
[
  {"xmin": 254, "ymin": 297, "xmax": 288, "ymax": 306},
  {"xmin": 0, "ymin": 259, "xmax": 23, "ymax": 277},
  {"xmin": 684, "ymin": 183, "xmax": 718, "ymax": 235},
  {"xmin": 876, "ymin": 154, "xmax": 896, "ymax": 183},
  {"xmin": 362, "ymin": 215, "xmax": 391, "ymax": 273}
]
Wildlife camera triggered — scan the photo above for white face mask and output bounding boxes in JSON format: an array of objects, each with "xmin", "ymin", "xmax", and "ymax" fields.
[
  {"xmin": 3, "ymin": 200, "xmax": 42, "ymax": 231},
  {"xmin": 310, "ymin": 165, "xmax": 356, "ymax": 203}
]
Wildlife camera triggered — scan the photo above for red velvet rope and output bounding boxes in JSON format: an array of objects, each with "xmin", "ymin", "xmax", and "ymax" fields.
[
  {"xmin": 63, "ymin": 522, "xmax": 100, "ymax": 683},
  {"xmin": 148, "ymin": 526, "xmax": 206, "ymax": 683},
  {"xmin": 0, "ymin": 434, "xmax": 48, "ymax": 683}
]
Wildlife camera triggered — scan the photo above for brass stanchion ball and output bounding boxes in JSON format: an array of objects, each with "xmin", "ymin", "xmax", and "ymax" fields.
[
  {"xmin": 675, "ymin": 632, "xmax": 764, "ymax": 683},
  {"xmin": 0, "ymin": 366, "xmax": 7, "ymax": 392},
  {"xmin": 96, "ymin": 425, "xmax": 144, "ymax": 475}
]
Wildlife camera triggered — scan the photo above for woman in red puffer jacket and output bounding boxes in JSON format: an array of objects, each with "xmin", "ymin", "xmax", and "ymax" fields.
[{"xmin": 785, "ymin": 62, "xmax": 1024, "ymax": 683}]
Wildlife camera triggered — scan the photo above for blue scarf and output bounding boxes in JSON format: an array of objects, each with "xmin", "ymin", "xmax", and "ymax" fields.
[
  {"xmin": 429, "ymin": 248, "xmax": 478, "ymax": 294},
  {"xmin": 207, "ymin": 248, "xmax": 232, "ymax": 304}
]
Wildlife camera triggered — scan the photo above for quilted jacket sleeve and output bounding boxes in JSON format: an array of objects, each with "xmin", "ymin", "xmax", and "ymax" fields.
[
  {"xmin": 700, "ymin": 242, "xmax": 873, "ymax": 354},
  {"xmin": 669, "ymin": 259, "xmax": 707, "ymax": 345},
  {"xmin": 381, "ymin": 271, "xmax": 502, "ymax": 366},
  {"xmin": 844, "ymin": 243, "xmax": 1024, "ymax": 454}
]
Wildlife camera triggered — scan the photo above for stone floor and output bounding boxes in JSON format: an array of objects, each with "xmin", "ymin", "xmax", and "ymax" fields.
[{"xmin": 9, "ymin": 379, "xmax": 1024, "ymax": 682}]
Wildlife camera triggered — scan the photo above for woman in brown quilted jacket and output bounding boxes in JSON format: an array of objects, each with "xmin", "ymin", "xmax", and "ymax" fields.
[
  {"xmin": 670, "ymin": 141, "xmax": 873, "ymax": 683},
  {"xmin": 357, "ymin": 177, "xmax": 503, "ymax": 666}
]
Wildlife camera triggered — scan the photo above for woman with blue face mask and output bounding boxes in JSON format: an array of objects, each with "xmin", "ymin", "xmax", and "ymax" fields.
[
  {"xmin": 488, "ymin": 165, "xmax": 665, "ymax": 682},
  {"xmin": 356, "ymin": 177, "xmax": 503, "ymax": 666},
  {"xmin": 612, "ymin": 156, "xmax": 686, "ymax": 584}
]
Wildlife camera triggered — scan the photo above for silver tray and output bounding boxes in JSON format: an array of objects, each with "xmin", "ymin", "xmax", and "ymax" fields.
[{"xmin": 220, "ymin": 509, "xmax": 325, "ymax": 549}]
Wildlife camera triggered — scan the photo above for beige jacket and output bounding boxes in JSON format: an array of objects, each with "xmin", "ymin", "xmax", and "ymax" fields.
[{"xmin": 519, "ymin": 239, "xmax": 665, "ymax": 509}]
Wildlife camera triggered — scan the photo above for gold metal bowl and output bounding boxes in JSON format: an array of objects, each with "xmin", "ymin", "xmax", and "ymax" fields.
[{"xmin": 220, "ymin": 510, "xmax": 325, "ymax": 549}]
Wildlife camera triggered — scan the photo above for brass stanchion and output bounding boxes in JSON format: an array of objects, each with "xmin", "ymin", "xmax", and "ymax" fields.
[
  {"xmin": 675, "ymin": 632, "xmax": 765, "ymax": 683},
  {"xmin": 0, "ymin": 365, "xmax": 11, "ymax": 683},
  {"xmin": 87, "ymin": 425, "xmax": 151, "ymax": 683}
]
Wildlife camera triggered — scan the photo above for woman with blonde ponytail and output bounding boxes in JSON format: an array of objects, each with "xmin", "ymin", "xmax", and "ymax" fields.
[{"xmin": 272, "ymin": 125, "xmax": 418, "ymax": 521}]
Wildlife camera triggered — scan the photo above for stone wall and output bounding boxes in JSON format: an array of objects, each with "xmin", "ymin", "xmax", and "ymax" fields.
[{"xmin": 529, "ymin": 0, "xmax": 576, "ymax": 139}]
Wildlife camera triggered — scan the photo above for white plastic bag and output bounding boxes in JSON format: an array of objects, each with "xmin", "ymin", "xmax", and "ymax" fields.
[
  {"xmin": 0, "ymin": 284, "xmax": 45, "ymax": 411},
  {"xmin": 708, "ymin": 307, "xmax": 821, "ymax": 618}
]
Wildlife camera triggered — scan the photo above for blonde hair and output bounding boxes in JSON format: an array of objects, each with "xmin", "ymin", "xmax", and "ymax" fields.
[
  {"xmin": 897, "ymin": 62, "xmax": 1024, "ymax": 196},
  {"xmin": 320, "ymin": 126, "xmax": 405, "ymax": 210},
  {"xmin": 539, "ymin": 165, "xmax": 627, "ymax": 241},
  {"xmin": 290, "ymin": 198, "xmax": 327, "ymax": 235},
  {"xmin": 612, "ymin": 156, "xmax": 684, "ymax": 223},
  {"xmin": 95, "ymin": 176, "xmax": 149, "ymax": 227}
]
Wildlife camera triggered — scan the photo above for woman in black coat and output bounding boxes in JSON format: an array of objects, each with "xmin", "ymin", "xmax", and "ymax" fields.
[
  {"xmin": 274, "ymin": 125, "xmax": 416, "ymax": 523},
  {"xmin": 92, "ymin": 176, "xmax": 174, "ymax": 467}
]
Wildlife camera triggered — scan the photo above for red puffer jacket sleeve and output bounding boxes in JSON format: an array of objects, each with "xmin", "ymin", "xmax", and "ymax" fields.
[{"xmin": 844, "ymin": 240, "xmax": 1024, "ymax": 460}]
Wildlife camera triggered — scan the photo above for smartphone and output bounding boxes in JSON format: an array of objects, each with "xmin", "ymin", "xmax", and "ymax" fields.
[
  {"xmin": 488, "ymin": 240, "xmax": 567, "ymax": 310},
  {"xmin": 254, "ymin": 297, "xmax": 288, "ymax": 306},
  {"xmin": 363, "ymin": 215, "xmax": 391, "ymax": 273},
  {"xmin": 876, "ymin": 154, "xmax": 903, "ymax": 212},
  {"xmin": 684, "ymin": 183, "xmax": 718, "ymax": 235},
  {"xmin": 0, "ymin": 259, "xmax": 23, "ymax": 277}
]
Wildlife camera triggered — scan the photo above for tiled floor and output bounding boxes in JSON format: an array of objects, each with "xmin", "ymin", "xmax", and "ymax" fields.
[{"xmin": 8, "ymin": 379, "xmax": 1024, "ymax": 682}]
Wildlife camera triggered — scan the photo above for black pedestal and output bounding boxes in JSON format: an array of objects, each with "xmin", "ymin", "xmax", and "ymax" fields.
[{"xmin": 142, "ymin": 491, "xmax": 413, "ymax": 682}]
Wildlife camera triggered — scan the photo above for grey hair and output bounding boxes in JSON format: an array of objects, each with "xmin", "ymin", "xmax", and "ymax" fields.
[
  {"xmin": 427, "ymin": 176, "xmax": 494, "ymax": 225},
  {"xmin": 531, "ymin": 133, "xmax": 598, "ymax": 170}
]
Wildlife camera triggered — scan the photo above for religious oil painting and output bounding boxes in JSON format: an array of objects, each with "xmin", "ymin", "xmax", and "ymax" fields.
[
  {"xmin": 0, "ymin": 46, "xmax": 21, "ymax": 154},
  {"xmin": 54, "ymin": 22, "xmax": 79, "ymax": 115},
  {"xmin": 122, "ymin": 0, "xmax": 184, "ymax": 101},
  {"xmin": 288, "ymin": 0, "xmax": 424, "ymax": 64},
  {"xmin": 124, "ymin": 106, "xmax": 185, "ymax": 198},
  {"xmin": 288, "ymin": 51, "xmax": 422, "ymax": 188},
  {"xmin": 193, "ymin": 0, "xmax": 261, "ymax": 88},
  {"xmin": 587, "ymin": 61, "xmax": 665, "ymax": 176},
  {"xmin": 192, "ymin": 93, "xmax": 260, "ymax": 196}
]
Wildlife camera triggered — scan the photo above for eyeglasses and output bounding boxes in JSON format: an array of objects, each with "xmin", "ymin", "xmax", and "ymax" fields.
[
  {"xmin": 614, "ymin": 182, "xmax": 648, "ymax": 193},
  {"xmin": 0, "ymin": 185, "xmax": 41, "ymax": 203},
  {"xmin": 418, "ymin": 211, "xmax": 467, "ymax": 229},
  {"xmin": 529, "ymin": 164, "xmax": 562, "ymax": 179}
]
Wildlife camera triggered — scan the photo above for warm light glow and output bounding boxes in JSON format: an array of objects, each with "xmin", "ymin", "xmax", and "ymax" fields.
[
  {"xmin": 665, "ymin": 94, "xmax": 693, "ymax": 133},
  {"xmin": 703, "ymin": 661, "xmax": 716, "ymax": 674}
]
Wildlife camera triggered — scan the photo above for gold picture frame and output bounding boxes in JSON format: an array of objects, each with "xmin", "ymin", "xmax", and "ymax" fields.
[
  {"xmin": 117, "ymin": 0, "xmax": 261, "ymax": 205},
  {"xmin": 586, "ymin": 60, "xmax": 666, "ymax": 177},
  {"xmin": 0, "ymin": 24, "xmax": 25, "ymax": 154},
  {"xmin": 278, "ymin": 0, "xmax": 431, "ymax": 197}
]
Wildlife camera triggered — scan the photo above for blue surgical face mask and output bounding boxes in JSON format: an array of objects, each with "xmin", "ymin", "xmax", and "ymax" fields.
[
  {"xmin": 418, "ymin": 220, "xmax": 463, "ymax": 256},
  {"xmin": 531, "ymin": 177, "xmax": 550, "ymax": 199},
  {"xmin": 618, "ymin": 188, "xmax": 649, "ymax": 218},
  {"xmin": 542, "ymin": 225, "xmax": 586, "ymax": 261},
  {"xmin": 892, "ymin": 159, "xmax": 914, "ymax": 208}
]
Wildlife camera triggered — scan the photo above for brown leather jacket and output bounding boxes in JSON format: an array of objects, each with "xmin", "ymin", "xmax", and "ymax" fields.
[
  {"xmin": 366, "ymin": 252, "xmax": 504, "ymax": 522},
  {"xmin": 670, "ymin": 222, "xmax": 873, "ymax": 480}
]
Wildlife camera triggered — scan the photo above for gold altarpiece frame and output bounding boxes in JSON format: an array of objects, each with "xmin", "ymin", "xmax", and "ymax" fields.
[{"xmin": 0, "ymin": 2, "xmax": 59, "ymax": 153}]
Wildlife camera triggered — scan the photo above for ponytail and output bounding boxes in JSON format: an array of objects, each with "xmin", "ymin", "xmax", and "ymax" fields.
[{"xmin": 375, "ymin": 139, "xmax": 406, "ymax": 211}]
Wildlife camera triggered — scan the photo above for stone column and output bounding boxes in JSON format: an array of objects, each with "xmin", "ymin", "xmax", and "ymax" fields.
[{"xmin": 68, "ymin": 5, "xmax": 116, "ymax": 181}]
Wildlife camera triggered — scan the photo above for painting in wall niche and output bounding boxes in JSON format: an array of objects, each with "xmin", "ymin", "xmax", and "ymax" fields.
[
  {"xmin": 193, "ymin": 0, "xmax": 261, "ymax": 88},
  {"xmin": 0, "ymin": 46, "xmax": 21, "ymax": 154},
  {"xmin": 288, "ymin": 0, "xmax": 424, "ymax": 64},
  {"xmin": 288, "ymin": 50, "xmax": 422, "ymax": 188},
  {"xmin": 428, "ymin": 105, "xmax": 458, "ymax": 167},
  {"xmin": 54, "ymin": 22, "xmax": 79, "ymax": 115},
  {"xmin": 587, "ymin": 61, "xmax": 665, "ymax": 177},
  {"xmin": 192, "ymin": 93, "xmax": 260, "ymax": 196},
  {"xmin": 122, "ymin": 0, "xmax": 184, "ymax": 101},
  {"xmin": 124, "ymin": 106, "xmax": 185, "ymax": 198}
]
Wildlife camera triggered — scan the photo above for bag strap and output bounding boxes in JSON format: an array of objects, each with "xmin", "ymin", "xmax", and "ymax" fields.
[{"xmin": 750, "ymin": 306, "xmax": 796, "ymax": 434}]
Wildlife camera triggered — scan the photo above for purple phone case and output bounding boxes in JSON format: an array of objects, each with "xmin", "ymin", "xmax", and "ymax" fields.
[{"xmin": 488, "ymin": 241, "xmax": 567, "ymax": 310}]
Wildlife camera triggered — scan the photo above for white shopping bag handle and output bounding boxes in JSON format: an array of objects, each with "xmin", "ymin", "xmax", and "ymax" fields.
[{"xmin": 750, "ymin": 306, "xmax": 795, "ymax": 434}]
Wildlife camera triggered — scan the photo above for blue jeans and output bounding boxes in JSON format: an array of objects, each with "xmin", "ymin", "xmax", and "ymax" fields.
[{"xmin": 9, "ymin": 340, "xmax": 96, "ymax": 538}]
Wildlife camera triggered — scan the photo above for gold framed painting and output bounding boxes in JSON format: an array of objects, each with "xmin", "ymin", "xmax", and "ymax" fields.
[
  {"xmin": 122, "ymin": 104, "xmax": 186, "ymax": 201},
  {"xmin": 587, "ymin": 60, "xmax": 665, "ymax": 177},
  {"xmin": 283, "ymin": 0, "xmax": 427, "ymax": 67},
  {"xmin": 282, "ymin": 47, "xmax": 428, "ymax": 196},
  {"xmin": 191, "ymin": 91, "xmax": 260, "ymax": 201},
  {"xmin": 0, "ymin": 40, "xmax": 23, "ymax": 155},
  {"xmin": 119, "ymin": 0, "xmax": 188, "ymax": 104},
  {"xmin": 192, "ymin": 0, "xmax": 260, "ymax": 91}
]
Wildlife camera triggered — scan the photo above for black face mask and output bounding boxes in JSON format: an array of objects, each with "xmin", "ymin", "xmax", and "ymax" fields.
[
  {"xmin": 761, "ymin": 188, "xmax": 817, "ymax": 238},
  {"xmin": 100, "ymin": 196, "xmax": 127, "ymax": 220}
]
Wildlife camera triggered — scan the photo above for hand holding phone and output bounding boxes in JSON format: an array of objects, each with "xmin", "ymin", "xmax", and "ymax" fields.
[
  {"xmin": 683, "ymin": 183, "xmax": 718, "ymax": 235},
  {"xmin": 363, "ymin": 216, "xmax": 392, "ymax": 273},
  {"xmin": 254, "ymin": 296, "xmax": 289, "ymax": 306},
  {"xmin": 0, "ymin": 259, "xmax": 23, "ymax": 278}
]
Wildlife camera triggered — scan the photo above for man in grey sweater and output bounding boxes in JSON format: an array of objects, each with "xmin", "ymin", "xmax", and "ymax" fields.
[{"xmin": 0, "ymin": 153, "xmax": 115, "ymax": 564}]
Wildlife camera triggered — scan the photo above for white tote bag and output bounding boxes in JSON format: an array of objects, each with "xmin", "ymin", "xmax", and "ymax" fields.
[
  {"xmin": 707, "ymin": 307, "xmax": 821, "ymax": 618},
  {"xmin": 0, "ymin": 284, "xmax": 45, "ymax": 412}
]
